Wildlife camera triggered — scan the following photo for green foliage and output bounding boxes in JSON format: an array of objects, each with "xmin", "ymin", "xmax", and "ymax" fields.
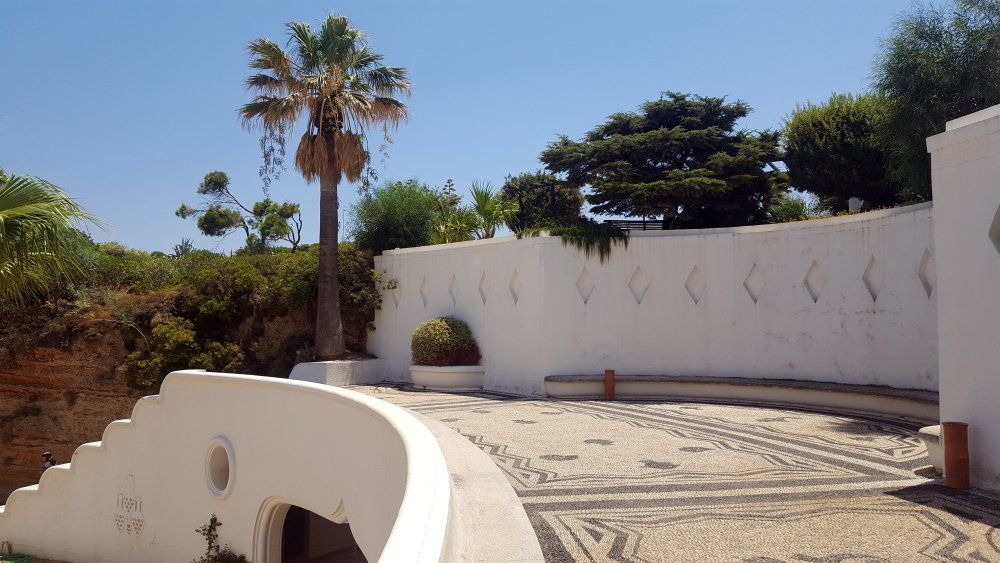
[
  {"xmin": 469, "ymin": 181, "xmax": 517, "ymax": 239},
  {"xmin": 172, "ymin": 238, "xmax": 195, "ymax": 258},
  {"xmin": 337, "ymin": 242, "xmax": 384, "ymax": 340},
  {"xmin": 783, "ymin": 93, "xmax": 902, "ymax": 211},
  {"xmin": 501, "ymin": 171, "xmax": 584, "ymax": 231},
  {"xmin": 90, "ymin": 243, "xmax": 383, "ymax": 388},
  {"xmin": 192, "ymin": 515, "xmax": 249, "ymax": 563},
  {"xmin": 411, "ymin": 316, "xmax": 481, "ymax": 366},
  {"xmin": 541, "ymin": 92, "xmax": 785, "ymax": 228},
  {"xmin": 429, "ymin": 200, "xmax": 478, "ymax": 244},
  {"xmin": 768, "ymin": 189, "xmax": 823, "ymax": 223},
  {"xmin": 874, "ymin": 0, "xmax": 1000, "ymax": 200},
  {"xmin": 350, "ymin": 179, "xmax": 441, "ymax": 252},
  {"xmin": 177, "ymin": 171, "xmax": 303, "ymax": 252},
  {"xmin": 84, "ymin": 242, "xmax": 179, "ymax": 293},
  {"xmin": 0, "ymin": 170, "xmax": 97, "ymax": 307},
  {"xmin": 122, "ymin": 313, "xmax": 243, "ymax": 388},
  {"xmin": 519, "ymin": 217, "xmax": 628, "ymax": 263}
]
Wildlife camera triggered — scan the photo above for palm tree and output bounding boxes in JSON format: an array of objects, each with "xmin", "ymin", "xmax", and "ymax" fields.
[
  {"xmin": 469, "ymin": 181, "xmax": 517, "ymax": 239},
  {"xmin": 240, "ymin": 15, "xmax": 410, "ymax": 359},
  {"xmin": 0, "ymin": 170, "xmax": 94, "ymax": 305}
]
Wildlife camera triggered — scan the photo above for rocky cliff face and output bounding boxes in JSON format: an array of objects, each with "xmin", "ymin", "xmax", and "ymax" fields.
[
  {"xmin": 0, "ymin": 325, "xmax": 143, "ymax": 503},
  {"xmin": 0, "ymin": 296, "xmax": 320, "ymax": 504}
]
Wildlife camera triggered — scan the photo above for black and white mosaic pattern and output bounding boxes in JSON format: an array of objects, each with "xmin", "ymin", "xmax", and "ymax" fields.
[{"xmin": 355, "ymin": 386, "xmax": 1000, "ymax": 562}]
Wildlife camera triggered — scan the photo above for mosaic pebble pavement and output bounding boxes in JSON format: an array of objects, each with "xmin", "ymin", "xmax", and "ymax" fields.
[{"xmin": 354, "ymin": 385, "xmax": 1000, "ymax": 563}]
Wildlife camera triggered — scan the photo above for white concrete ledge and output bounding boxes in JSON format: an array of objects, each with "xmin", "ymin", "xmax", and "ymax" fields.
[
  {"xmin": 289, "ymin": 359, "xmax": 385, "ymax": 386},
  {"xmin": 545, "ymin": 375, "xmax": 938, "ymax": 422},
  {"xmin": 919, "ymin": 425, "xmax": 943, "ymax": 473},
  {"xmin": 414, "ymin": 413, "xmax": 544, "ymax": 562}
]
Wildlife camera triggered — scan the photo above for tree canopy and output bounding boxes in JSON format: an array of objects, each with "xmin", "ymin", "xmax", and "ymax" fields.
[
  {"xmin": 874, "ymin": 0, "xmax": 1000, "ymax": 200},
  {"xmin": 349, "ymin": 179, "xmax": 441, "ymax": 252},
  {"xmin": 177, "ymin": 171, "xmax": 303, "ymax": 252},
  {"xmin": 540, "ymin": 92, "xmax": 784, "ymax": 229},
  {"xmin": 500, "ymin": 171, "xmax": 584, "ymax": 231},
  {"xmin": 783, "ymin": 93, "xmax": 901, "ymax": 211}
]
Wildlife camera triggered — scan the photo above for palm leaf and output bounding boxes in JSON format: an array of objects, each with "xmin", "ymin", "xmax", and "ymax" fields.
[{"xmin": 0, "ymin": 173, "xmax": 96, "ymax": 306}]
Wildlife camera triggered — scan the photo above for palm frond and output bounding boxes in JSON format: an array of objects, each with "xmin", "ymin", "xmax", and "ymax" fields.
[
  {"xmin": 364, "ymin": 66, "xmax": 411, "ymax": 96},
  {"xmin": 0, "ymin": 174, "xmax": 97, "ymax": 306},
  {"xmin": 239, "ymin": 94, "xmax": 304, "ymax": 130},
  {"xmin": 286, "ymin": 22, "xmax": 322, "ymax": 72},
  {"xmin": 247, "ymin": 38, "xmax": 295, "ymax": 80},
  {"xmin": 245, "ymin": 73, "xmax": 289, "ymax": 94},
  {"xmin": 241, "ymin": 13, "xmax": 409, "ymax": 186}
]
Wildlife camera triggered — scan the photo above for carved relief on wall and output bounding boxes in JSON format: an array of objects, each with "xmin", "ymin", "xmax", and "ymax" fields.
[{"xmin": 114, "ymin": 473, "xmax": 144, "ymax": 537}]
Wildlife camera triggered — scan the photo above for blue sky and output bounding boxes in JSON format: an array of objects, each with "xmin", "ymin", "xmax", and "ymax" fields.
[{"xmin": 1, "ymin": 0, "xmax": 911, "ymax": 252}]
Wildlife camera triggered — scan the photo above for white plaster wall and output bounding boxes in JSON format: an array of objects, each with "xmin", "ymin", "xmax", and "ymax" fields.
[
  {"xmin": 928, "ymin": 105, "xmax": 1000, "ymax": 490},
  {"xmin": 371, "ymin": 204, "xmax": 938, "ymax": 396},
  {"xmin": 0, "ymin": 370, "xmax": 450, "ymax": 562}
]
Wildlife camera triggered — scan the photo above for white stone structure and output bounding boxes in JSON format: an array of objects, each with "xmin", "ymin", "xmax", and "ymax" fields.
[
  {"xmin": 0, "ymin": 371, "xmax": 452, "ymax": 562},
  {"xmin": 371, "ymin": 203, "xmax": 938, "ymax": 396},
  {"xmin": 928, "ymin": 104, "xmax": 1000, "ymax": 490}
]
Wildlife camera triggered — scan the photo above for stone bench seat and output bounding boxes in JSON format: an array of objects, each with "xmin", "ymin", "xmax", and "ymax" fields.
[{"xmin": 544, "ymin": 374, "xmax": 938, "ymax": 422}]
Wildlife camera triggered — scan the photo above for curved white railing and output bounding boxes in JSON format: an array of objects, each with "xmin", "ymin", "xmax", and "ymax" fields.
[{"xmin": 0, "ymin": 370, "xmax": 451, "ymax": 562}]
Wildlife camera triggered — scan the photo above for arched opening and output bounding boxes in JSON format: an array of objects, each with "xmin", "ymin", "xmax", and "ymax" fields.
[{"xmin": 256, "ymin": 500, "xmax": 366, "ymax": 562}]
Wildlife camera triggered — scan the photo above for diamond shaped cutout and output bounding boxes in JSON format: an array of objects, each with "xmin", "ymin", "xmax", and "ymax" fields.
[
  {"xmin": 419, "ymin": 276, "xmax": 428, "ymax": 307},
  {"xmin": 576, "ymin": 266, "xmax": 596, "ymax": 305},
  {"xmin": 918, "ymin": 248, "xmax": 935, "ymax": 298},
  {"xmin": 448, "ymin": 274, "xmax": 458, "ymax": 307},
  {"xmin": 627, "ymin": 266, "xmax": 650, "ymax": 305},
  {"xmin": 803, "ymin": 260, "xmax": 825, "ymax": 303},
  {"xmin": 684, "ymin": 266, "xmax": 707, "ymax": 305},
  {"xmin": 478, "ymin": 272, "xmax": 488, "ymax": 305},
  {"xmin": 743, "ymin": 263, "xmax": 765, "ymax": 304},
  {"xmin": 990, "ymin": 204, "xmax": 1000, "ymax": 254},
  {"xmin": 862, "ymin": 255, "xmax": 881, "ymax": 302},
  {"xmin": 509, "ymin": 270, "xmax": 521, "ymax": 305}
]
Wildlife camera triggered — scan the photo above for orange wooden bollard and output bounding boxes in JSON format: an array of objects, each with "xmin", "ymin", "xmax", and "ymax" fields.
[
  {"xmin": 604, "ymin": 369, "xmax": 616, "ymax": 400},
  {"xmin": 943, "ymin": 421, "xmax": 970, "ymax": 490}
]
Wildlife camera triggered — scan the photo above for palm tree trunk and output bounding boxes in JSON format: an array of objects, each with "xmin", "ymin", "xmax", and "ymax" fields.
[{"xmin": 315, "ymin": 169, "xmax": 346, "ymax": 360}]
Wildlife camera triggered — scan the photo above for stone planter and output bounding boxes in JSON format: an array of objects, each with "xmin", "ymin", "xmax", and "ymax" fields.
[{"xmin": 410, "ymin": 365, "xmax": 484, "ymax": 391}]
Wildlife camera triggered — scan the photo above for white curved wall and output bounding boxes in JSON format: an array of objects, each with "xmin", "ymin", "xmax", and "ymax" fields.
[
  {"xmin": 0, "ymin": 370, "xmax": 450, "ymax": 562},
  {"xmin": 371, "ymin": 203, "xmax": 938, "ymax": 395}
]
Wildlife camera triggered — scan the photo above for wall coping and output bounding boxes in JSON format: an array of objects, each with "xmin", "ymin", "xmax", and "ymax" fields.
[
  {"xmin": 927, "ymin": 102, "xmax": 1000, "ymax": 152},
  {"xmin": 376, "ymin": 202, "xmax": 933, "ymax": 259}
]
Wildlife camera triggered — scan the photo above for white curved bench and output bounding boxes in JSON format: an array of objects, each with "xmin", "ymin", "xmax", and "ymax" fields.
[{"xmin": 545, "ymin": 374, "xmax": 938, "ymax": 422}]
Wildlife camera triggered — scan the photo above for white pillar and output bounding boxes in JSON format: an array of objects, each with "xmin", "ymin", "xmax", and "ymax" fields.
[{"xmin": 927, "ymin": 104, "xmax": 1000, "ymax": 491}]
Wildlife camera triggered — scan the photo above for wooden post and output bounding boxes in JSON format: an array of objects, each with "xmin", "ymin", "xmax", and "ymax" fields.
[
  {"xmin": 604, "ymin": 369, "xmax": 615, "ymax": 401},
  {"xmin": 942, "ymin": 421, "xmax": 970, "ymax": 490}
]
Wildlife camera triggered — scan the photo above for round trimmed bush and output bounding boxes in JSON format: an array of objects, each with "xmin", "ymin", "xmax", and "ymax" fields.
[{"xmin": 411, "ymin": 317, "xmax": 481, "ymax": 366}]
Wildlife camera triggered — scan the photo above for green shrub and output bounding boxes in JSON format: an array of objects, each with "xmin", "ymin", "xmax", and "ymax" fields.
[
  {"xmin": 783, "ymin": 93, "xmax": 901, "ymax": 211},
  {"xmin": 121, "ymin": 313, "xmax": 243, "ymax": 388},
  {"xmin": 88, "ymin": 242, "xmax": 179, "ymax": 292},
  {"xmin": 349, "ymin": 179, "xmax": 441, "ymax": 252},
  {"xmin": 411, "ymin": 317, "xmax": 480, "ymax": 366}
]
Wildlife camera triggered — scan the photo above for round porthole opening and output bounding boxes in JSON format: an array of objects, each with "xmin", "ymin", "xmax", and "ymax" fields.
[{"xmin": 205, "ymin": 437, "xmax": 234, "ymax": 497}]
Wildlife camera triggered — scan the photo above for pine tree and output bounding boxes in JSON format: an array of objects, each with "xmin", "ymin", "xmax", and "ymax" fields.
[{"xmin": 541, "ymin": 92, "xmax": 785, "ymax": 228}]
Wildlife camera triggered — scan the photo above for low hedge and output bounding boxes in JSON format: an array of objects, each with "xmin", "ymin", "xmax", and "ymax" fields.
[{"xmin": 411, "ymin": 317, "xmax": 480, "ymax": 366}]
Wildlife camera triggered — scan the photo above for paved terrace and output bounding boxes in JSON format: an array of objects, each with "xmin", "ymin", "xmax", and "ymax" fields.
[{"xmin": 353, "ymin": 385, "xmax": 1000, "ymax": 562}]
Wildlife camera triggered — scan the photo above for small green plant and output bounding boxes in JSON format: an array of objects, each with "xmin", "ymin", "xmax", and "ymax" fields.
[
  {"xmin": 192, "ymin": 514, "xmax": 249, "ymax": 563},
  {"xmin": 411, "ymin": 316, "xmax": 481, "ymax": 366},
  {"xmin": 519, "ymin": 217, "xmax": 628, "ymax": 263}
]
